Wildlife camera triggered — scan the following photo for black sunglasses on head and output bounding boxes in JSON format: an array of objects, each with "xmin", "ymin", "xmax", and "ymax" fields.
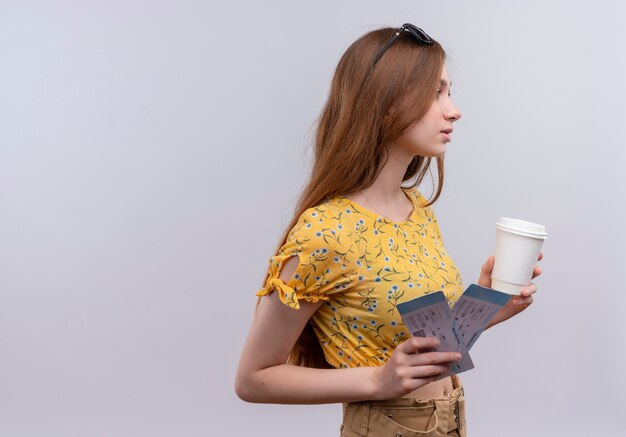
[{"xmin": 372, "ymin": 23, "xmax": 433, "ymax": 66}]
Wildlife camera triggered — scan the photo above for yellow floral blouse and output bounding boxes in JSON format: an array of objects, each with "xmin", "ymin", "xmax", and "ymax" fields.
[{"xmin": 256, "ymin": 188, "xmax": 464, "ymax": 369}]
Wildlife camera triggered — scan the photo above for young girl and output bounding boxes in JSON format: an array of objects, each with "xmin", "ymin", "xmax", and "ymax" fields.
[{"xmin": 235, "ymin": 23, "xmax": 542, "ymax": 437}]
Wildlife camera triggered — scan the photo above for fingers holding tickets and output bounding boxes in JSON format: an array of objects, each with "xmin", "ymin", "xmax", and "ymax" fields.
[{"xmin": 373, "ymin": 336, "xmax": 463, "ymax": 399}]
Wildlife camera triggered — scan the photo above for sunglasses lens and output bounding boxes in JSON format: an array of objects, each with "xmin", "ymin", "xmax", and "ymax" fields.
[{"xmin": 405, "ymin": 24, "xmax": 432, "ymax": 44}]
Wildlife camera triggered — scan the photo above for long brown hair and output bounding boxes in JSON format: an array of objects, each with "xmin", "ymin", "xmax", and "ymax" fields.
[{"xmin": 259, "ymin": 26, "xmax": 447, "ymax": 368}]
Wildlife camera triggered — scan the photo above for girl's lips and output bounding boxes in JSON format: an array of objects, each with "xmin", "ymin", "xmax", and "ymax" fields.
[{"xmin": 441, "ymin": 132, "xmax": 451, "ymax": 142}]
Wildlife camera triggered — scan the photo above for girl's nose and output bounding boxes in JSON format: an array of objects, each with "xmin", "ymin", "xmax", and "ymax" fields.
[{"xmin": 446, "ymin": 104, "xmax": 461, "ymax": 121}]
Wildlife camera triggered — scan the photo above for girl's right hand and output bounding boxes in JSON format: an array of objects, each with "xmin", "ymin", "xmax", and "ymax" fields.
[{"xmin": 371, "ymin": 337, "xmax": 462, "ymax": 400}]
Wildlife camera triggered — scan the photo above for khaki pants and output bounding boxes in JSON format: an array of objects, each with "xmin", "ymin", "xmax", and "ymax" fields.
[{"xmin": 340, "ymin": 376, "xmax": 467, "ymax": 437}]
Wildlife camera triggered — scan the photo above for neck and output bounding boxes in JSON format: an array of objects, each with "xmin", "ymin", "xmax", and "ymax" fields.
[
  {"xmin": 362, "ymin": 146, "xmax": 414, "ymax": 203},
  {"xmin": 346, "ymin": 146, "xmax": 416, "ymax": 223}
]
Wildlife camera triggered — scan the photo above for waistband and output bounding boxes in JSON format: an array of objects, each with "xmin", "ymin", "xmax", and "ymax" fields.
[
  {"xmin": 351, "ymin": 375, "xmax": 463, "ymax": 408},
  {"xmin": 342, "ymin": 375, "xmax": 465, "ymax": 435}
]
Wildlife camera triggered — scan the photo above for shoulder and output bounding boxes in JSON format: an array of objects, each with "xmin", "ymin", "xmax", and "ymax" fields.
[
  {"xmin": 403, "ymin": 187, "xmax": 439, "ymax": 225},
  {"xmin": 403, "ymin": 187, "xmax": 428, "ymax": 205},
  {"xmin": 290, "ymin": 197, "xmax": 355, "ymax": 233},
  {"xmin": 283, "ymin": 197, "xmax": 357, "ymax": 253},
  {"xmin": 403, "ymin": 187, "xmax": 429, "ymax": 208}
]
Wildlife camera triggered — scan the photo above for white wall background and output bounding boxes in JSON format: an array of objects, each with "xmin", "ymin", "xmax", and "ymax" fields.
[{"xmin": 1, "ymin": 1, "xmax": 624, "ymax": 436}]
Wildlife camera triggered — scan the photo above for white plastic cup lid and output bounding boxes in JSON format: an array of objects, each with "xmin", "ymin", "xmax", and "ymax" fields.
[{"xmin": 496, "ymin": 217, "xmax": 547, "ymax": 238}]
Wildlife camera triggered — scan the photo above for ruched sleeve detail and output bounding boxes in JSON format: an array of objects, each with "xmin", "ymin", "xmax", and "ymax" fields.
[
  {"xmin": 256, "ymin": 257, "xmax": 303, "ymax": 309},
  {"xmin": 256, "ymin": 206, "xmax": 358, "ymax": 310}
]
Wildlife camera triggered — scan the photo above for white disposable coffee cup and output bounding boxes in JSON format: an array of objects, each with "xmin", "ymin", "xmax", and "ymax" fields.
[{"xmin": 491, "ymin": 217, "xmax": 547, "ymax": 294}]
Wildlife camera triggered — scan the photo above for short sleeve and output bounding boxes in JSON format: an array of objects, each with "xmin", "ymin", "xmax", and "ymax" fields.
[{"xmin": 256, "ymin": 207, "xmax": 358, "ymax": 309}]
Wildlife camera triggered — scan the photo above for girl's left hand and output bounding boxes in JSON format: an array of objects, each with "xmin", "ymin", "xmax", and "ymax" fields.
[{"xmin": 477, "ymin": 252, "xmax": 543, "ymax": 329}]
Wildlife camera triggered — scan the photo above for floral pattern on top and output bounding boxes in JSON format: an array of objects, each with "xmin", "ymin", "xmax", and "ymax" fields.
[{"xmin": 256, "ymin": 188, "xmax": 464, "ymax": 369}]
